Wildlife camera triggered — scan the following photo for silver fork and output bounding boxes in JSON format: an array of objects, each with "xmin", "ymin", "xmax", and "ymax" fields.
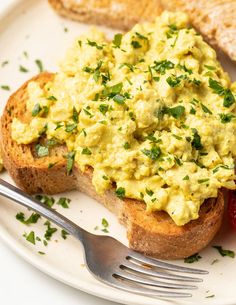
[{"xmin": 0, "ymin": 179, "xmax": 208, "ymax": 298}]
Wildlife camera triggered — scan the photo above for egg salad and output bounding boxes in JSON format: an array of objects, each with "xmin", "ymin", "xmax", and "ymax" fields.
[{"xmin": 12, "ymin": 11, "xmax": 236, "ymax": 226}]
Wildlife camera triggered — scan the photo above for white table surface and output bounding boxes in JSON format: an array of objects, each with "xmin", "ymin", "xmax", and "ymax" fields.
[{"xmin": 0, "ymin": 1, "xmax": 120, "ymax": 304}]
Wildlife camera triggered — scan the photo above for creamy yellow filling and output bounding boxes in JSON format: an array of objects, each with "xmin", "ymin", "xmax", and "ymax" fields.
[{"xmin": 12, "ymin": 11, "xmax": 236, "ymax": 225}]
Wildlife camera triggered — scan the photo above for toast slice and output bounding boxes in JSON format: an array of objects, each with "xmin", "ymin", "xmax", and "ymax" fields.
[
  {"xmin": 48, "ymin": 0, "xmax": 236, "ymax": 61},
  {"xmin": 1, "ymin": 72, "xmax": 224, "ymax": 259},
  {"xmin": 48, "ymin": 0, "xmax": 163, "ymax": 31}
]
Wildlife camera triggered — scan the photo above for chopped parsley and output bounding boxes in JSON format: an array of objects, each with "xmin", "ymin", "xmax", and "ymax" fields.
[
  {"xmin": 99, "ymin": 104, "xmax": 109, "ymax": 115},
  {"xmin": 48, "ymin": 162, "xmax": 57, "ymax": 169},
  {"xmin": 141, "ymin": 146, "xmax": 161, "ymax": 161},
  {"xmin": 146, "ymin": 189, "xmax": 154, "ymax": 196},
  {"xmin": 32, "ymin": 103, "xmax": 41, "ymax": 116},
  {"xmin": 183, "ymin": 175, "xmax": 189, "ymax": 180},
  {"xmin": 35, "ymin": 144, "xmax": 49, "ymax": 157},
  {"xmin": 166, "ymin": 74, "xmax": 183, "ymax": 87},
  {"xmin": 131, "ymin": 40, "xmax": 142, "ymax": 49},
  {"xmin": 57, "ymin": 197, "xmax": 71, "ymax": 208},
  {"xmin": 103, "ymin": 82, "xmax": 123, "ymax": 99},
  {"xmin": 135, "ymin": 32, "xmax": 148, "ymax": 40},
  {"xmin": 66, "ymin": 151, "xmax": 75, "ymax": 175},
  {"xmin": 166, "ymin": 24, "xmax": 178, "ymax": 39},
  {"xmin": 1, "ymin": 85, "xmax": 10, "ymax": 91},
  {"xmin": 38, "ymin": 251, "xmax": 45, "ymax": 255},
  {"xmin": 112, "ymin": 33, "xmax": 122, "ymax": 48},
  {"xmin": 206, "ymin": 295, "xmax": 215, "ymax": 298},
  {"xmin": 16, "ymin": 212, "xmax": 41, "ymax": 225},
  {"xmin": 65, "ymin": 123, "xmax": 77, "ymax": 132},
  {"xmin": 35, "ymin": 59, "xmax": 43, "ymax": 72},
  {"xmin": 61, "ymin": 230, "xmax": 69, "ymax": 239},
  {"xmin": 47, "ymin": 95, "xmax": 57, "ymax": 101},
  {"xmin": 212, "ymin": 246, "xmax": 235, "ymax": 258},
  {"xmin": 82, "ymin": 147, "xmax": 92, "ymax": 155},
  {"xmin": 201, "ymin": 103, "xmax": 212, "ymax": 114},
  {"xmin": 166, "ymin": 105, "xmax": 185, "ymax": 119},
  {"xmin": 35, "ymin": 194, "xmax": 55, "ymax": 208},
  {"xmin": 177, "ymin": 63, "xmax": 193, "ymax": 74},
  {"xmin": 123, "ymin": 142, "xmax": 131, "ymax": 149},
  {"xmin": 115, "ymin": 187, "xmax": 126, "ymax": 199},
  {"xmin": 213, "ymin": 164, "xmax": 234, "ymax": 174},
  {"xmin": 24, "ymin": 231, "xmax": 36, "ymax": 245},
  {"xmin": 191, "ymin": 128, "xmax": 203, "ymax": 150},
  {"xmin": 101, "ymin": 218, "xmax": 109, "ymax": 233},
  {"xmin": 190, "ymin": 106, "xmax": 196, "ymax": 114},
  {"xmin": 209, "ymin": 78, "xmax": 235, "ymax": 108},
  {"xmin": 19, "ymin": 65, "xmax": 29, "ymax": 73},
  {"xmin": 113, "ymin": 94, "xmax": 126, "ymax": 104},
  {"xmin": 219, "ymin": 113, "xmax": 235, "ymax": 123},
  {"xmin": 44, "ymin": 221, "xmax": 57, "ymax": 241},
  {"xmin": 204, "ymin": 65, "xmax": 216, "ymax": 70},
  {"xmin": 72, "ymin": 107, "xmax": 79, "ymax": 123},
  {"xmin": 87, "ymin": 39, "xmax": 103, "ymax": 50},
  {"xmin": 119, "ymin": 63, "xmax": 134, "ymax": 72},
  {"xmin": 1, "ymin": 60, "xmax": 9, "ymax": 67},
  {"xmin": 198, "ymin": 178, "xmax": 210, "ymax": 184},
  {"xmin": 184, "ymin": 253, "xmax": 202, "ymax": 263},
  {"xmin": 152, "ymin": 60, "xmax": 174, "ymax": 75}
]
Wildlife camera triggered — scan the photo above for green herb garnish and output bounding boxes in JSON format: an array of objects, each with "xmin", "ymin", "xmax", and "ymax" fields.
[
  {"xmin": 35, "ymin": 194, "xmax": 55, "ymax": 208},
  {"xmin": 35, "ymin": 144, "xmax": 49, "ymax": 157},
  {"xmin": 57, "ymin": 197, "xmax": 71, "ymax": 208},
  {"xmin": 61, "ymin": 230, "xmax": 69, "ymax": 239},
  {"xmin": 99, "ymin": 104, "xmax": 109, "ymax": 115},
  {"xmin": 115, "ymin": 187, "xmax": 126, "ymax": 199},
  {"xmin": 87, "ymin": 39, "xmax": 103, "ymax": 50},
  {"xmin": 212, "ymin": 246, "xmax": 235, "ymax": 258},
  {"xmin": 16, "ymin": 212, "xmax": 41, "ymax": 225},
  {"xmin": 44, "ymin": 221, "xmax": 57, "ymax": 241},
  {"xmin": 141, "ymin": 146, "xmax": 161, "ymax": 161},
  {"xmin": 191, "ymin": 128, "xmax": 203, "ymax": 150},
  {"xmin": 1, "ymin": 85, "xmax": 10, "ymax": 91},
  {"xmin": 112, "ymin": 33, "xmax": 122, "ymax": 48},
  {"xmin": 101, "ymin": 218, "xmax": 109, "ymax": 233},
  {"xmin": 201, "ymin": 103, "xmax": 212, "ymax": 114},
  {"xmin": 131, "ymin": 40, "xmax": 142, "ymax": 49},
  {"xmin": 24, "ymin": 231, "xmax": 36, "ymax": 245},
  {"xmin": 35, "ymin": 59, "xmax": 43, "ymax": 72},
  {"xmin": 184, "ymin": 253, "xmax": 201, "ymax": 263},
  {"xmin": 65, "ymin": 123, "xmax": 77, "ymax": 132},
  {"xmin": 152, "ymin": 60, "xmax": 174, "ymax": 75},
  {"xmin": 66, "ymin": 151, "xmax": 75, "ymax": 175},
  {"xmin": 19, "ymin": 65, "xmax": 28, "ymax": 73},
  {"xmin": 219, "ymin": 113, "xmax": 235, "ymax": 123},
  {"xmin": 123, "ymin": 142, "xmax": 130, "ymax": 149},
  {"xmin": 209, "ymin": 78, "xmax": 235, "ymax": 108},
  {"xmin": 32, "ymin": 103, "xmax": 41, "ymax": 116},
  {"xmin": 167, "ymin": 105, "xmax": 185, "ymax": 119}
]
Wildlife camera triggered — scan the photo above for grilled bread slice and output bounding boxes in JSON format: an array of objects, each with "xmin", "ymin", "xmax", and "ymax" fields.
[
  {"xmin": 1, "ymin": 72, "xmax": 224, "ymax": 259},
  {"xmin": 48, "ymin": 0, "xmax": 163, "ymax": 31},
  {"xmin": 48, "ymin": 0, "xmax": 236, "ymax": 61}
]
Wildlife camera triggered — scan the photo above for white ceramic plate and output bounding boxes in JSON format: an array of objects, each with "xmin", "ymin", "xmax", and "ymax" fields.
[{"xmin": 0, "ymin": 1, "xmax": 236, "ymax": 304}]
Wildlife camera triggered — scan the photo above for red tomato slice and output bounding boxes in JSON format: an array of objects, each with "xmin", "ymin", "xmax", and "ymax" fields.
[{"xmin": 228, "ymin": 191, "xmax": 236, "ymax": 231}]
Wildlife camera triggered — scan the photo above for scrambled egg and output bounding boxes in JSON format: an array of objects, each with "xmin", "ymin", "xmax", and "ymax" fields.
[{"xmin": 12, "ymin": 12, "xmax": 236, "ymax": 225}]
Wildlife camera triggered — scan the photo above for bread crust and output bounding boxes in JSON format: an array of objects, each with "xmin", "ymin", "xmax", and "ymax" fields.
[
  {"xmin": 1, "ymin": 73, "xmax": 224, "ymax": 259},
  {"xmin": 48, "ymin": 0, "xmax": 163, "ymax": 31}
]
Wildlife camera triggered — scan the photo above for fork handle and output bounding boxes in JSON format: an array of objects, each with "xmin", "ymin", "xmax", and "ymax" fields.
[{"xmin": 0, "ymin": 178, "xmax": 88, "ymax": 242}]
